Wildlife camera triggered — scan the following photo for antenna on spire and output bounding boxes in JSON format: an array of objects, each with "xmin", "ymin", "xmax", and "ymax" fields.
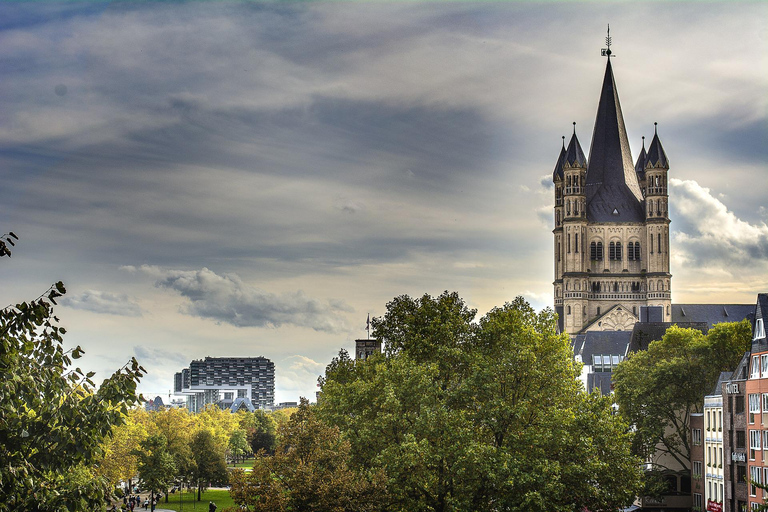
[{"xmin": 601, "ymin": 24, "xmax": 615, "ymax": 58}]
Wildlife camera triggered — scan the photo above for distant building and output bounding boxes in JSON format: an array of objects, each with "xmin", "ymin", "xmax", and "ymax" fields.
[
  {"xmin": 355, "ymin": 338, "xmax": 381, "ymax": 360},
  {"xmin": 144, "ymin": 395, "xmax": 166, "ymax": 412},
  {"xmin": 174, "ymin": 356, "xmax": 275, "ymax": 413}
]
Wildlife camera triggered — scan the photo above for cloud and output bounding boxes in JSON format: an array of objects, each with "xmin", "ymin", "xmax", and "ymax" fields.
[
  {"xmin": 139, "ymin": 266, "xmax": 352, "ymax": 333},
  {"xmin": 670, "ymin": 178, "xmax": 768, "ymax": 272},
  {"xmin": 133, "ymin": 345, "xmax": 189, "ymax": 367},
  {"xmin": 275, "ymin": 355, "xmax": 326, "ymax": 402},
  {"xmin": 62, "ymin": 290, "xmax": 142, "ymax": 317}
]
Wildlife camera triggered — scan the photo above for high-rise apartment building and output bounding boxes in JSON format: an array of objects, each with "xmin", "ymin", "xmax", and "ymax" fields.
[{"xmin": 174, "ymin": 356, "xmax": 275, "ymax": 413}]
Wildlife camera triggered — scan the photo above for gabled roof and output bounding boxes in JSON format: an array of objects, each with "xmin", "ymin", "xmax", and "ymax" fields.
[
  {"xmin": 671, "ymin": 303, "xmax": 754, "ymax": 328},
  {"xmin": 628, "ymin": 321, "xmax": 709, "ymax": 353},
  {"xmin": 571, "ymin": 330, "xmax": 632, "ymax": 362},
  {"xmin": 585, "ymin": 59, "xmax": 645, "ymax": 223},
  {"xmin": 645, "ymin": 129, "xmax": 669, "ymax": 169},
  {"xmin": 565, "ymin": 131, "xmax": 587, "ymax": 168}
]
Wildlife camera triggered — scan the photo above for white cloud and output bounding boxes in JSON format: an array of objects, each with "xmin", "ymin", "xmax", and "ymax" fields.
[
  {"xmin": 275, "ymin": 355, "xmax": 326, "ymax": 403},
  {"xmin": 670, "ymin": 178, "xmax": 768, "ymax": 272}
]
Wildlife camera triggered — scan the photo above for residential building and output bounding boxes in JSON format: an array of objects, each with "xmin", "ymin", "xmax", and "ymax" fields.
[
  {"xmin": 722, "ymin": 353, "xmax": 749, "ymax": 512},
  {"xmin": 692, "ymin": 413, "xmax": 705, "ymax": 511},
  {"xmin": 744, "ymin": 294, "xmax": 768, "ymax": 511},
  {"xmin": 174, "ymin": 356, "xmax": 275, "ymax": 413}
]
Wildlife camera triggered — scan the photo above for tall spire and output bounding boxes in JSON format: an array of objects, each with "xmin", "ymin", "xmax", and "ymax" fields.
[{"xmin": 584, "ymin": 57, "xmax": 645, "ymax": 222}]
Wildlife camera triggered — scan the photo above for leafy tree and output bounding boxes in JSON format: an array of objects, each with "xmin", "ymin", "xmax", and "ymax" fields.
[
  {"xmin": 190, "ymin": 429, "xmax": 229, "ymax": 501},
  {"xmin": 319, "ymin": 292, "xmax": 642, "ymax": 512},
  {"xmin": 0, "ymin": 281, "xmax": 145, "ymax": 511},
  {"xmin": 151, "ymin": 407, "xmax": 195, "ymax": 500},
  {"xmin": 98, "ymin": 413, "xmax": 149, "ymax": 491},
  {"xmin": 133, "ymin": 434, "xmax": 177, "ymax": 511},
  {"xmin": 613, "ymin": 322, "xmax": 751, "ymax": 476},
  {"xmin": 229, "ymin": 398, "xmax": 386, "ymax": 512},
  {"xmin": 241, "ymin": 409, "xmax": 277, "ymax": 456},
  {"xmin": 228, "ymin": 428, "xmax": 251, "ymax": 464}
]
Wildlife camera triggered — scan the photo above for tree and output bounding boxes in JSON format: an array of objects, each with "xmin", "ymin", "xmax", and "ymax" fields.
[
  {"xmin": 229, "ymin": 398, "xmax": 387, "ymax": 512},
  {"xmin": 228, "ymin": 428, "xmax": 251, "ymax": 464},
  {"xmin": 318, "ymin": 292, "xmax": 642, "ymax": 512},
  {"xmin": 190, "ymin": 429, "xmax": 229, "ymax": 501},
  {"xmin": 151, "ymin": 407, "xmax": 195, "ymax": 500},
  {"xmin": 241, "ymin": 409, "xmax": 277, "ymax": 456},
  {"xmin": 97, "ymin": 413, "xmax": 149, "ymax": 492},
  {"xmin": 0, "ymin": 281, "xmax": 145, "ymax": 511},
  {"xmin": 613, "ymin": 322, "xmax": 751, "ymax": 485},
  {"xmin": 133, "ymin": 434, "xmax": 177, "ymax": 512}
]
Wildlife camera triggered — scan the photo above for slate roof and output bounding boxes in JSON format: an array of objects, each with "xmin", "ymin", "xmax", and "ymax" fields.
[
  {"xmin": 552, "ymin": 143, "xmax": 566, "ymax": 181},
  {"xmin": 585, "ymin": 59, "xmax": 645, "ymax": 223},
  {"xmin": 709, "ymin": 371, "xmax": 733, "ymax": 396},
  {"xmin": 634, "ymin": 138, "xmax": 647, "ymax": 182},
  {"xmin": 752, "ymin": 293, "xmax": 768, "ymax": 353},
  {"xmin": 587, "ymin": 372, "xmax": 613, "ymax": 395},
  {"xmin": 565, "ymin": 131, "xmax": 587, "ymax": 168},
  {"xmin": 645, "ymin": 130, "xmax": 669, "ymax": 169},
  {"xmin": 572, "ymin": 330, "xmax": 632, "ymax": 362},
  {"xmin": 671, "ymin": 303, "xmax": 754, "ymax": 328}
]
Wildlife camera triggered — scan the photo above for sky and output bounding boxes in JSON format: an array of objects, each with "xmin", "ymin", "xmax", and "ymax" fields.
[{"xmin": 1, "ymin": 1, "xmax": 767, "ymax": 403}]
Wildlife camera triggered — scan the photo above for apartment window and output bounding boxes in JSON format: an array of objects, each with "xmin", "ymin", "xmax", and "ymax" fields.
[
  {"xmin": 694, "ymin": 493, "xmax": 702, "ymax": 509},
  {"xmin": 750, "ymin": 394, "xmax": 761, "ymax": 423},
  {"xmin": 763, "ymin": 354, "xmax": 768, "ymax": 378},
  {"xmin": 738, "ymin": 430, "xmax": 747, "ymax": 449},
  {"xmin": 708, "ymin": 446, "xmax": 712, "ymax": 465},
  {"xmin": 693, "ymin": 460, "xmax": 702, "ymax": 477},
  {"xmin": 757, "ymin": 319, "xmax": 766, "ymax": 340},
  {"xmin": 738, "ymin": 464, "xmax": 747, "ymax": 483},
  {"xmin": 751, "ymin": 466, "xmax": 761, "ymax": 495},
  {"xmin": 719, "ymin": 410, "xmax": 722, "ymax": 431},
  {"xmin": 693, "ymin": 428, "xmax": 702, "ymax": 445},
  {"xmin": 737, "ymin": 395, "xmax": 746, "ymax": 414},
  {"xmin": 751, "ymin": 429, "xmax": 761, "ymax": 459},
  {"xmin": 752, "ymin": 356, "xmax": 761, "ymax": 379},
  {"xmin": 763, "ymin": 430, "xmax": 768, "ymax": 451},
  {"xmin": 707, "ymin": 411, "xmax": 712, "ymax": 430}
]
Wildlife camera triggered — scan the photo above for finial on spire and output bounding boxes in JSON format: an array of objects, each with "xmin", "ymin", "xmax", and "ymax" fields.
[
  {"xmin": 601, "ymin": 24, "xmax": 614, "ymax": 58},
  {"xmin": 642, "ymin": 135, "xmax": 645, "ymax": 149},
  {"xmin": 654, "ymin": 122, "xmax": 658, "ymax": 135},
  {"xmin": 573, "ymin": 121, "xmax": 576, "ymax": 134},
  {"xmin": 562, "ymin": 135, "xmax": 565, "ymax": 149}
]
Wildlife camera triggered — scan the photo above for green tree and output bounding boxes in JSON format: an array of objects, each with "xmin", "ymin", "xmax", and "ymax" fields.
[
  {"xmin": 228, "ymin": 428, "xmax": 251, "ymax": 464},
  {"xmin": 190, "ymin": 429, "xmax": 229, "ymax": 501},
  {"xmin": 319, "ymin": 292, "xmax": 642, "ymax": 512},
  {"xmin": 151, "ymin": 408, "xmax": 195, "ymax": 501},
  {"xmin": 97, "ymin": 414, "xmax": 149, "ymax": 492},
  {"xmin": 0, "ymin": 282, "xmax": 145, "ymax": 511},
  {"xmin": 240, "ymin": 409, "xmax": 276, "ymax": 456},
  {"xmin": 133, "ymin": 434, "xmax": 177, "ymax": 511},
  {"xmin": 613, "ymin": 322, "xmax": 751, "ymax": 480},
  {"xmin": 229, "ymin": 398, "xmax": 386, "ymax": 512}
]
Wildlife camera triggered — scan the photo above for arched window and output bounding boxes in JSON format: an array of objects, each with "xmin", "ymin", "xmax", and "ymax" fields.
[
  {"xmin": 609, "ymin": 242, "xmax": 616, "ymax": 260},
  {"xmin": 590, "ymin": 242, "xmax": 597, "ymax": 260},
  {"xmin": 566, "ymin": 201, "xmax": 571, "ymax": 215},
  {"xmin": 596, "ymin": 242, "xmax": 603, "ymax": 260},
  {"xmin": 615, "ymin": 242, "xmax": 622, "ymax": 260},
  {"xmin": 627, "ymin": 242, "xmax": 635, "ymax": 260},
  {"xmin": 658, "ymin": 279, "xmax": 664, "ymax": 291},
  {"xmin": 633, "ymin": 306, "xmax": 637, "ymax": 315},
  {"xmin": 634, "ymin": 242, "xmax": 641, "ymax": 261},
  {"xmin": 650, "ymin": 281, "xmax": 655, "ymax": 291},
  {"xmin": 597, "ymin": 307, "xmax": 601, "ymax": 316},
  {"xmin": 575, "ymin": 233, "xmax": 579, "ymax": 253},
  {"xmin": 658, "ymin": 233, "xmax": 662, "ymax": 253},
  {"xmin": 567, "ymin": 306, "xmax": 571, "ymax": 315},
  {"xmin": 557, "ymin": 243, "xmax": 561, "ymax": 261}
]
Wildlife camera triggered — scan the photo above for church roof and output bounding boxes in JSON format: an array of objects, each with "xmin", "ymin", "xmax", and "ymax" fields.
[
  {"xmin": 670, "ymin": 303, "xmax": 754, "ymax": 328},
  {"xmin": 645, "ymin": 128, "xmax": 669, "ymax": 169},
  {"xmin": 634, "ymin": 137, "xmax": 647, "ymax": 181},
  {"xmin": 585, "ymin": 59, "xmax": 645, "ymax": 223},
  {"xmin": 565, "ymin": 131, "xmax": 587, "ymax": 168},
  {"xmin": 552, "ymin": 141, "xmax": 566, "ymax": 181}
]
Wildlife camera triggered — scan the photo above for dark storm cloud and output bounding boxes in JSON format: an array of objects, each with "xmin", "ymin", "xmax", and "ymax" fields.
[{"xmin": 143, "ymin": 266, "xmax": 353, "ymax": 333}]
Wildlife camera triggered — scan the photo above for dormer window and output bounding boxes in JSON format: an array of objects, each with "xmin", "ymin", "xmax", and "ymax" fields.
[{"xmin": 757, "ymin": 319, "xmax": 766, "ymax": 341}]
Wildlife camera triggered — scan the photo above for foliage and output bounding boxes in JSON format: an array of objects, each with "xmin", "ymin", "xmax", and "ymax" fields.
[
  {"xmin": 229, "ymin": 398, "xmax": 387, "ymax": 512},
  {"xmin": 613, "ymin": 322, "xmax": 751, "ymax": 472},
  {"xmin": 0, "ymin": 282, "xmax": 145, "ymax": 511},
  {"xmin": 239, "ymin": 409, "xmax": 276, "ymax": 456},
  {"xmin": 318, "ymin": 292, "xmax": 642, "ymax": 512},
  {"xmin": 151, "ymin": 407, "xmax": 195, "ymax": 493},
  {"xmin": 98, "ymin": 413, "xmax": 149, "ymax": 488},
  {"xmin": 190, "ymin": 429, "xmax": 229, "ymax": 501},
  {"xmin": 133, "ymin": 434, "xmax": 177, "ymax": 508},
  {"xmin": 228, "ymin": 428, "xmax": 251, "ymax": 463}
]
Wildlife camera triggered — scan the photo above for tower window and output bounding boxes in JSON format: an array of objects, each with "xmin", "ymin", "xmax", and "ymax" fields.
[
  {"xmin": 575, "ymin": 234, "xmax": 579, "ymax": 253},
  {"xmin": 567, "ymin": 306, "xmax": 571, "ymax": 315},
  {"xmin": 658, "ymin": 233, "xmax": 662, "ymax": 253},
  {"xmin": 609, "ymin": 242, "xmax": 615, "ymax": 260},
  {"xmin": 634, "ymin": 242, "xmax": 641, "ymax": 261},
  {"xmin": 615, "ymin": 242, "xmax": 622, "ymax": 260},
  {"xmin": 596, "ymin": 242, "xmax": 603, "ymax": 260},
  {"xmin": 590, "ymin": 242, "xmax": 597, "ymax": 260}
]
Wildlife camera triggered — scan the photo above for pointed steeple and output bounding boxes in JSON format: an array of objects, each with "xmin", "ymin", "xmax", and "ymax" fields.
[
  {"xmin": 552, "ymin": 136, "xmax": 566, "ymax": 181},
  {"xmin": 635, "ymin": 136, "xmax": 647, "ymax": 181},
  {"xmin": 645, "ymin": 123, "xmax": 669, "ymax": 169},
  {"xmin": 585, "ymin": 59, "xmax": 645, "ymax": 222},
  {"xmin": 565, "ymin": 123, "xmax": 587, "ymax": 168}
]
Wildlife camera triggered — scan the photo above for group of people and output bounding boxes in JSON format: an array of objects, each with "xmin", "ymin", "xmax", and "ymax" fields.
[{"xmin": 109, "ymin": 492, "xmax": 163, "ymax": 511}]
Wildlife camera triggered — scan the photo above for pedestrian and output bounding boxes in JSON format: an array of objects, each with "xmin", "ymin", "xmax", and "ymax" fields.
[{"xmin": 209, "ymin": 501, "xmax": 217, "ymax": 512}]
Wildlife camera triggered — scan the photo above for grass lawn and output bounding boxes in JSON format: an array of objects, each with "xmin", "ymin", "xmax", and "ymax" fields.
[
  {"xmin": 228, "ymin": 458, "xmax": 254, "ymax": 469},
  {"xmin": 151, "ymin": 489, "xmax": 235, "ymax": 511}
]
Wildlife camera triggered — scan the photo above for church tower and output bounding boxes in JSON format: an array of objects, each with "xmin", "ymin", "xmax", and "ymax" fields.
[{"xmin": 553, "ymin": 46, "xmax": 672, "ymax": 334}]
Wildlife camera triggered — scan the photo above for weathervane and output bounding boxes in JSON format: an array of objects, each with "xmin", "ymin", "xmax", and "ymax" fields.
[{"xmin": 601, "ymin": 24, "xmax": 615, "ymax": 58}]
